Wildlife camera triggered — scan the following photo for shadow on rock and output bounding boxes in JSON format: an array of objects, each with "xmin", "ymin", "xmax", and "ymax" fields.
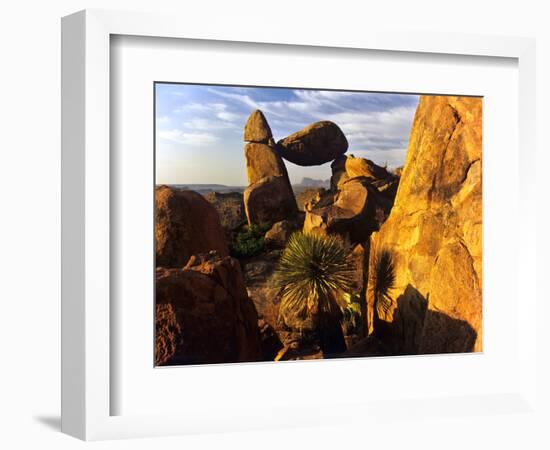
[{"xmin": 344, "ymin": 283, "xmax": 477, "ymax": 358}]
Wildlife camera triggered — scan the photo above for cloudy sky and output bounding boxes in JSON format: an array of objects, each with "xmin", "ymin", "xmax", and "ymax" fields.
[{"xmin": 155, "ymin": 83, "xmax": 419, "ymax": 186}]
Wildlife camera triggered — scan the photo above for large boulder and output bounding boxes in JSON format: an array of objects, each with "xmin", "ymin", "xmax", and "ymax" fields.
[
  {"xmin": 366, "ymin": 95, "xmax": 482, "ymax": 353},
  {"xmin": 155, "ymin": 251, "xmax": 262, "ymax": 365},
  {"xmin": 244, "ymin": 109, "xmax": 273, "ymax": 143},
  {"xmin": 303, "ymin": 177, "xmax": 390, "ymax": 243},
  {"xmin": 244, "ymin": 176, "xmax": 298, "ymax": 225},
  {"xmin": 277, "ymin": 121, "xmax": 348, "ymax": 166},
  {"xmin": 155, "ymin": 186, "xmax": 228, "ymax": 268}
]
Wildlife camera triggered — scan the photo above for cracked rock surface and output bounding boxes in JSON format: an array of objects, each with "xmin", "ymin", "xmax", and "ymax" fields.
[{"xmin": 367, "ymin": 96, "xmax": 483, "ymax": 353}]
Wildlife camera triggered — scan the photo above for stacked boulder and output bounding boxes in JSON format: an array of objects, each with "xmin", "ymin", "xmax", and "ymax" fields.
[
  {"xmin": 243, "ymin": 111, "xmax": 298, "ymax": 225},
  {"xmin": 304, "ymin": 155, "xmax": 398, "ymax": 244}
]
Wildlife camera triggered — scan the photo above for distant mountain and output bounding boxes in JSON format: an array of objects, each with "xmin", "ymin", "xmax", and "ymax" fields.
[
  {"xmin": 297, "ymin": 177, "xmax": 330, "ymax": 188},
  {"xmin": 162, "ymin": 184, "xmax": 246, "ymax": 194}
]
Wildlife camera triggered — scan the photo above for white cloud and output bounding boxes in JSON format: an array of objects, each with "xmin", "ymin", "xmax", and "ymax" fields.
[
  {"xmin": 216, "ymin": 111, "xmax": 243, "ymax": 122},
  {"xmin": 176, "ymin": 102, "xmax": 227, "ymax": 114},
  {"xmin": 156, "ymin": 115, "xmax": 171, "ymax": 125},
  {"xmin": 182, "ymin": 118, "xmax": 237, "ymax": 130},
  {"xmin": 157, "ymin": 129, "xmax": 219, "ymax": 146},
  {"xmin": 327, "ymin": 106, "xmax": 417, "ymax": 150},
  {"xmin": 208, "ymin": 88, "xmax": 261, "ymax": 110}
]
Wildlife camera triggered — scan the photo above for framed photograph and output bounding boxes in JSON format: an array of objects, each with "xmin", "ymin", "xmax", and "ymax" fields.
[{"xmin": 61, "ymin": 9, "xmax": 537, "ymax": 440}]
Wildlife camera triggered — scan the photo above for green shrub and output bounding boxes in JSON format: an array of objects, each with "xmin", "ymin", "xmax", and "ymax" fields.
[
  {"xmin": 230, "ymin": 223, "xmax": 271, "ymax": 258},
  {"xmin": 341, "ymin": 293, "xmax": 362, "ymax": 335},
  {"xmin": 274, "ymin": 232, "xmax": 354, "ymax": 355}
]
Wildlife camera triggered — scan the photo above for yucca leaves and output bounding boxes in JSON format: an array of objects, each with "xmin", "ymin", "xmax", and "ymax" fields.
[
  {"xmin": 274, "ymin": 232, "xmax": 354, "ymax": 320},
  {"xmin": 368, "ymin": 246, "xmax": 396, "ymax": 315}
]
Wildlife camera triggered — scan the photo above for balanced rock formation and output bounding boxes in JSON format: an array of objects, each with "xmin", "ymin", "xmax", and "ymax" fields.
[
  {"xmin": 303, "ymin": 177, "xmax": 391, "ymax": 244},
  {"xmin": 155, "ymin": 251, "xmax": 262, "ymax": 365},
  {"xmin": 277, "ymin": 121, "xmax": 348, "ymax": 166},
  {"xmin": 155, "ymin": 185, "xmax": 228, "ymax": 267},
  {"xmin": 367, "ymin": 95, "xmax": 482, "ymax": 353},
  {"xmin": 243, "ymin": 110, "xmax": 297, "ymax": 225}
]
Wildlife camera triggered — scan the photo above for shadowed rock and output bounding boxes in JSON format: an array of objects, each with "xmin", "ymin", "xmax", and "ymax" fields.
[
  {"xmin": 303, "ymin": 177, "xmax": 390, "ymax": 243},
  {"xmin": 155, "ymin": 251, "xmax": 262, "ymax": 365},
  {"xmin": 155, "ymin": 186, "xmax": 228, "ymax": 268},
  {"xmin": 277, "ymin": 121, "xmax": 348, "ymax": 166}
]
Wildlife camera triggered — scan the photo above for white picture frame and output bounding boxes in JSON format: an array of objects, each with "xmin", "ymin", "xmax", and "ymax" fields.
[{"xmin": 61, "ymin": 9, "xmax": 537, "ymax": 441}]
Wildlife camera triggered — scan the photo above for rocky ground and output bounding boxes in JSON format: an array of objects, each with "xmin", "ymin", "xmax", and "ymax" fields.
[{"xmin": 154, "ymin": 96, "xmax": 483, "ymax": 365}]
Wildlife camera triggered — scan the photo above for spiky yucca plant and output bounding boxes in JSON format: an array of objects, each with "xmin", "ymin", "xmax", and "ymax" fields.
[
  {"xmin": 367, "ymin": 246, "xmax": 396, "ymax": 330},
  {"xmin": 274, "ymin": 232, "xmax": 354, "ymax": 355}
]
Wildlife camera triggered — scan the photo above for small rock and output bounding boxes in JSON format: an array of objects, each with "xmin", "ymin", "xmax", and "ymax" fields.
[{"xmin": 264, "ymin": 220, "xmax": 298, "ymax": 248}]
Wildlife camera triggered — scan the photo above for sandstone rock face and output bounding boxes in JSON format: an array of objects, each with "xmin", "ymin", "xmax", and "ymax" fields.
[
  {"xmin": 244, "ymin": 176, "xmax": 298, "ymax": 225},
  {"xmin": 244, "ymin": 109, "xmax": 273, "ymax": 143},
  {"xmin": 331, "ymin": 155, "xmax": 396, "ymax": 190},
  {"xmin": 245, "ymin": 143, "xmax": 289, "ymax": 185},
  {"xmin": 345, "ymin": 155, "xmax": 391, "ymax": 180},
  {"xmin": 277, "ymin": 121, "xmax": 348, "ymax": 166},
  {"xmin": 155, "ymin": 186, "xmax": 229, "ymax": 268},
  {"xmin": 367, "ymin": 95, "xmax": 482, "ymax": 353},
  {"xmin": 303, "ymin": 177, "xmax": 390, "ymax": 243},
  {"xmin": 155, "ymin": 303, "xmax": 183, "ymax": 366},
  {"xmin": 155, "ymin": 251, "xmax": 262, "ymax": 365},
  {"xmin": 330, "ymin": 155, "xmax": 350, "ymax": 190}
]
